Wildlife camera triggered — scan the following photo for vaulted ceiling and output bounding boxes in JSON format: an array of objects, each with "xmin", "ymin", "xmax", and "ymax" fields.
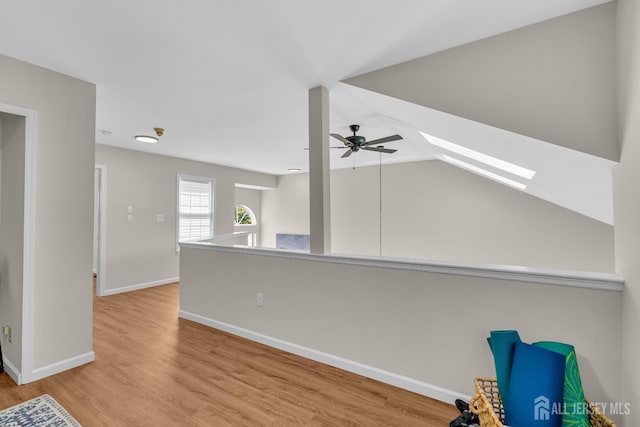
[{"xmin": 0, "ymin": 0, "xmax": 614, "ymax": 222}]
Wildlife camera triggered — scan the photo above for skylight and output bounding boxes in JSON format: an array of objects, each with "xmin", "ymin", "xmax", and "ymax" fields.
[
  {"xmin": 420, "ymin": 132, "xmax": 536, "ymax": 180},
  {"xmin": 441, "ymin": 155, "xmax": 528, "ymax": 190}
]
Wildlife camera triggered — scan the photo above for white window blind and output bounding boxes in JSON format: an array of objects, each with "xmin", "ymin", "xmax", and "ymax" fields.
[{"xmin": 178, "ymin": 176, "xmax": 213, "ymax": 243}]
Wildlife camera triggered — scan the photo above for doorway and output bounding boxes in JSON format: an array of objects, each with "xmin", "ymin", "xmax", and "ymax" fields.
[
  {"xmin": 0, "ymin": 103, "xmax": 36, "ymax": 384},
  {"xmin": 94, "ymin": 165, "xmax": 106, "ymax": 297}
]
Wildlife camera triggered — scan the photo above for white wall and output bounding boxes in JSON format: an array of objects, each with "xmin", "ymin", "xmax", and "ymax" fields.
[
  {"xmin": 0, "ymin": 113, "xmax": 25, "ymax": 371},
  {"xmin": 95, "ymin": 144, "xmax": 276, "ymax": 293},
  {"xmin": 262, "ymin": 160, "xmax": 615, "ymax": 272},
  {"xmin": 615, "ymin": 0, "xmax": 640, "ymax": 424},
  {"xmin": 180, "ymin": 246, "xmax": 622, "ymax": 406},
  {"xmin": 261, "ymin": 173, "xmax": 310, "ymax": 248},
  {"xmin": 0, "ymin": 53, "xmax": 96, "ymax": 374},
  {"xmin": 346, "ymin": 2, "xmax": 618, "ymax": 161},
  {"xmin": 381, "ymin": 161, "xmax": 614, "ymax": 271}
]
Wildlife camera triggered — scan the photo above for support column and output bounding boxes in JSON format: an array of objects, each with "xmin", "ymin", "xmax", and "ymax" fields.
[{"xmin": 308, "ymin": 86, "xmax": 331, "ymax": 255}]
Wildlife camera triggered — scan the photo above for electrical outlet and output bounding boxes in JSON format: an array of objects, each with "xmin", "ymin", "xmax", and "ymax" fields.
[{"xmin": 257, "ymin": 292, "xmax": 263, "ymax": 307}]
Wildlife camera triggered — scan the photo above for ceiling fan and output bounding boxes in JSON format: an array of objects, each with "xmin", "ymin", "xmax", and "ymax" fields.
[{"xmin": 331, "ymin": 124, "xmax": 403, "ymax": 158}]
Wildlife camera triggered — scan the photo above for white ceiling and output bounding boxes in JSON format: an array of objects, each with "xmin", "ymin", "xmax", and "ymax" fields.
[
  {"xmin": 0, "ymin": 0, "xmax": 606, "ymax": 169},
  {"xmin": 0, "ymin": 0, "xmax": 611, "ymax": 176}
]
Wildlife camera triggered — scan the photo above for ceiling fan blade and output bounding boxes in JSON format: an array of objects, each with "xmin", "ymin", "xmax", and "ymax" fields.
[
  {"xmin": 362, "ymin": 146, "xmax": 397, "ymax": 154},
  {"xmin": 361, "ymin": 134, "xmax": 403, "ymax": 147},
  {"xmin": 341, "ymin": 149, "xmax": 353, "ymax": 158},
  {"xmin": 330, "ymin": 133, "xmax": 353, "ymax": 146},
  {"xmin": 304, "ymin": 147, "xmax": 347, "ymax": 150}
]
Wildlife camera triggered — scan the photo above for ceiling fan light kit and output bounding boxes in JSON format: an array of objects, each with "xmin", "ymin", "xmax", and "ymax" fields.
[{"xmin": 330, "ymin": 124, "xmax": 402, "ymax": 158}]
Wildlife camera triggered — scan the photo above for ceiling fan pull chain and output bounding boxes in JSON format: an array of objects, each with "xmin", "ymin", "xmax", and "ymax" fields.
[{"xmin": 379, "ymin": 151, "xmax": 382, "ymax": 257}]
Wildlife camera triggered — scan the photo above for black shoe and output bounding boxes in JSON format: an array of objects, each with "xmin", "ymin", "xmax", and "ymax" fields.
[
  {"xmin": 450, "ymin": 410, "xmax": 479, "ymax": 427},
  {"xmin": 455, "ymin": 399, "xmax": 470, "ymax": 413}
]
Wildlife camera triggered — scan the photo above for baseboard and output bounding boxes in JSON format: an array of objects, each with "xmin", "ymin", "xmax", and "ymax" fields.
[
  {"xmin": 103, "ymin": 277, "xmax": 179, "ymax": 296},
  {"xmin": 28, "ymin": 351, "xmax": 95, "ymax": 383},
  {"xmin": 179, "ymin": 310, "xmax": 471, "ymax": 405},
  {"xmin": 2, "ymin": 355, "xmax": 22, "ymax": 385}
]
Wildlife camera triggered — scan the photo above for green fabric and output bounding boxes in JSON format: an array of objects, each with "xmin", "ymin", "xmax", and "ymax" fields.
[{"xmin": 533, "ymin": 341, "xmax": 589, "ymax": 427}]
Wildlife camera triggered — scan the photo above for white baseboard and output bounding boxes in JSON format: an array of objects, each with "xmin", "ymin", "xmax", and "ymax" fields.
[
  {"xmin": 179, "ymin": 310, "xmax": 471, "ymax": 405},
  {"xmin": 28, "ymin": 351, "xmax": 95, "ymax": 383},
  {"xmin": 2, "ymin": 355, "xmax": 21, "ymax": 385},
  {"xmin": 103, "ymin": 277, "xmax": 179, "ymax": 296}
]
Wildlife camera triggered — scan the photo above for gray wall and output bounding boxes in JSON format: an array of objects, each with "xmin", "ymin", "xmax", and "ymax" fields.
[
  {"xmin": 262, "ymin": 160, "xmax": 615, "ymax": 272},
  {"xmin": 0, "ymin": 53, "xmax": 96, "ymax": 372},
  {"xmin": 615, "ymin": 0, "xmax": 640, "ymax": 424},
  {"xmin": 346, "ymin": 3, "xmax": 618, "ymax": 161},
  {"xmin": 95, "ymin": 144, "xmax": 276, "ymax": 293},
  {"xmin": 0, "ymin": 113, "xmax": 25, "ymax": 371},
  {"xmin": 180, "ymin": 246, "xmax": 622, "ymax": 405}
]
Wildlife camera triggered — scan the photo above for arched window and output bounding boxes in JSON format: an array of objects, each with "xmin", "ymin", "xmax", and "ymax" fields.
[
  {"xmin": 234, "ymin": 205, "xmax": 256, "ymax": 225},
  {"xmin": 234, "ymin": 205, "xmax": 258, "ymax": 247}
]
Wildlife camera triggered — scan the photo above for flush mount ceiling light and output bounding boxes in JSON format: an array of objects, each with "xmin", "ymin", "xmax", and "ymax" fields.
[
  {"xmin": 135, "ymin": 135, "xmax": 158, "ymax": 143},
  {"xmin": 135, "ymin": 127, "xmax": 165, "ymax": 144},
  {"xmin": 288, "ymin": 168, "xmax": 301, "ymax": 173}
]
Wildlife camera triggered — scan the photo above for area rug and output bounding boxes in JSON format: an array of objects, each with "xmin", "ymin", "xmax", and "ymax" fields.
[{"xmin": 0, "ymin": 394, "xmax": 81, "ymax": 426}]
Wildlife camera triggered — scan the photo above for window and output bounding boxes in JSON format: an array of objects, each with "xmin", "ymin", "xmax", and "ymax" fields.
[
  {"xmin": 234, "ymin": 205, "xmax": 255, "ymax": 225},
  {"xmin": 177, "ymin": 175, "xmax": 214, "ymax": 247},
  {"xmin": 234, "ymin": 204, "xmax": 257, "ymax": 247}
]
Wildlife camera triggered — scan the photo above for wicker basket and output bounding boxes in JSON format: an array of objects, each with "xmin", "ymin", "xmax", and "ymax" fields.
[{"xmin": 469, "ymin": 377, "xmax": 617, "ymax": 427}]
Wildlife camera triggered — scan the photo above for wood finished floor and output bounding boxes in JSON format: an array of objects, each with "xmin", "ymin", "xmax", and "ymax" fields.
[{"xmin": 0, "ymin": 282, "xmax": 458, "ymax": 426}]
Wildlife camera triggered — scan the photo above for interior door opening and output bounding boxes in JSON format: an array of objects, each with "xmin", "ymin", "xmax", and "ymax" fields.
[{"xmin": 94, "ymin": 165, "xmax": 106, "ymax": 297}]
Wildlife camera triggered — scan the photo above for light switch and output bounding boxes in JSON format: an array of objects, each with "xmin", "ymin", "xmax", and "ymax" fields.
[
  {"xmin": 127, "ymin": 214, "xmax": 133, "ymax": 223},
  {"xmin": 127, "ymin": 206, "xmax": 133, "ymax": 213},
  {"xmin": 156, "ymin": 214, "xmax": 165, "ymax": 222}
]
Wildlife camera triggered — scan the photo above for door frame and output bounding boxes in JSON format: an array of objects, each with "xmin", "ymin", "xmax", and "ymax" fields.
[
  {"xmin": 94, "ymin": 164, "xmax": 107, "ymax": 297},
  {"xmin": 0, "ymin": 102, "xmax": 36, "ymax": 384}
]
